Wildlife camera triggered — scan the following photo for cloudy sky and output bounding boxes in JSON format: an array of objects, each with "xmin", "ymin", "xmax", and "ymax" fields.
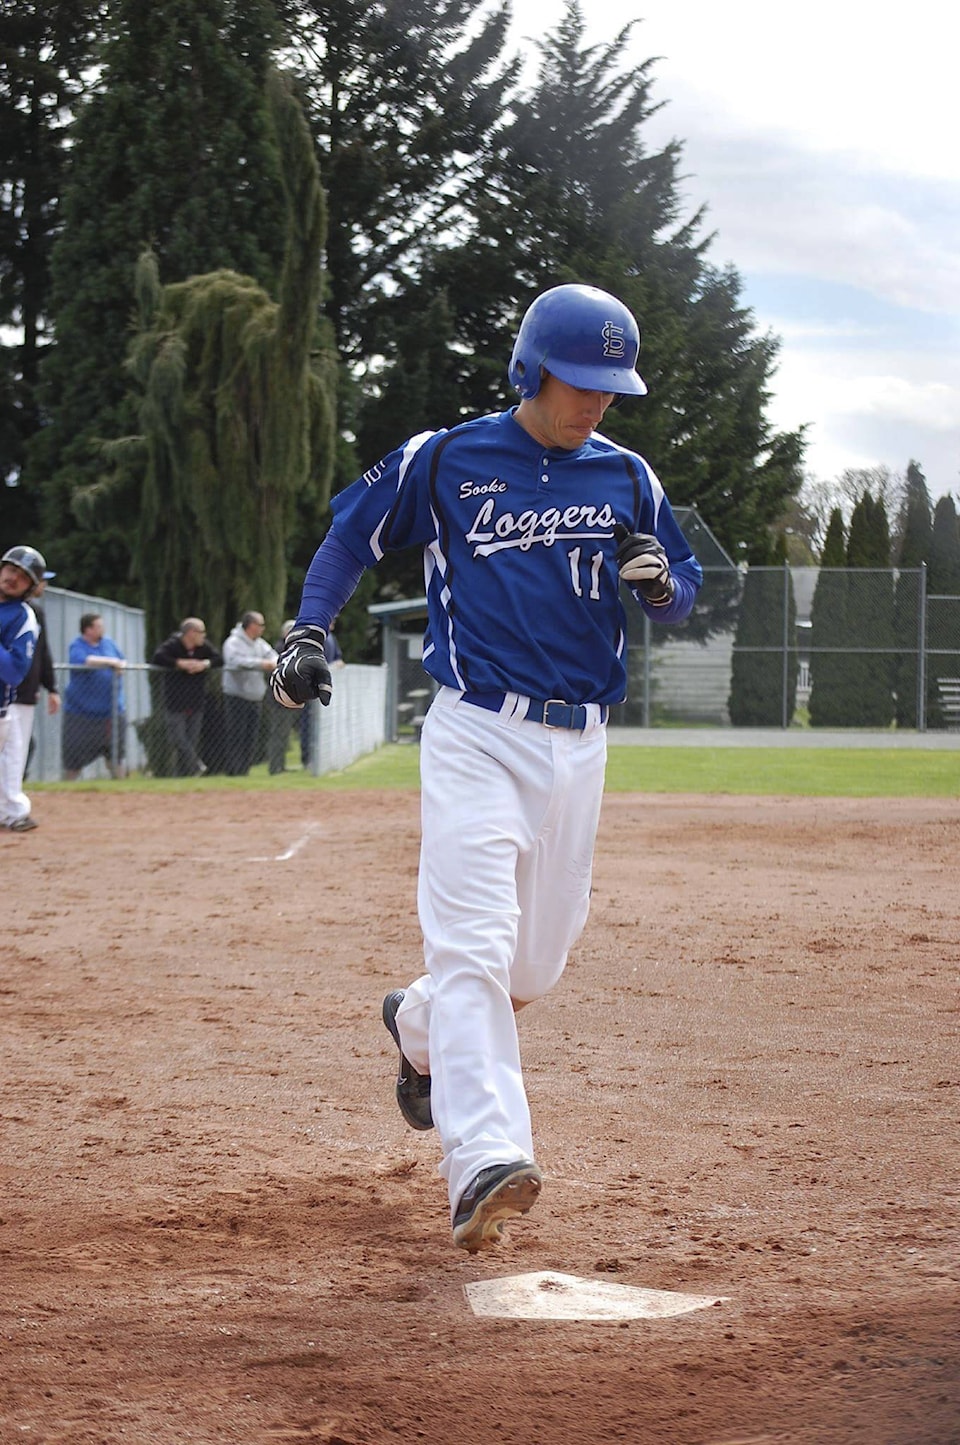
[{"xmin": 504, "ymin": 0, "xmax": 959, "ymax": 502}]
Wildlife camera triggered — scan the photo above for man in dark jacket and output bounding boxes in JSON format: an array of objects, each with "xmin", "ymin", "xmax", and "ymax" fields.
[{"xmin": 151, "ymin": 618, "xmax": 222, "ymax": 776}]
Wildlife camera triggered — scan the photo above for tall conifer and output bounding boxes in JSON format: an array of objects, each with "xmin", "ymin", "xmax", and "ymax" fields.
[
  {"xmin": 107, "ymin": 71, "xmax": 335, "ymax": 648},
  {"xmin": 894, "ymin": 461, "xmax": 932, "ymax": 725},
  {"xmin": 808, "ymin": 508, "xmax": 849, "ymax": 726},
  {"xmin": 378, "ymin": 1, "xmax": 804, "ymax": 564},
  {"xmin": 32, "ymin": 0, "xmax": 289, "ymax": 598}
]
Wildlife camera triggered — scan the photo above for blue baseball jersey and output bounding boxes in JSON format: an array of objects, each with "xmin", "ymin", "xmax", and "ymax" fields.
[
  {"xmin": 328, "ymin": 408, "xmax": 702, "ymax": 705},
  {"xmin": 0, "ymin": 598, "xmax": 38, "ymax": 711}
]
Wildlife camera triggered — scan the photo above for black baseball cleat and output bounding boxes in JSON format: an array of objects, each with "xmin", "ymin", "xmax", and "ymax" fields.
[
  {"xmin": 452, "ymin": 1160, "xmax": 543, "ymax": 1253},
  {"xmin": 7, "ymin": 816, "xmax": 38, "ymax": 831},
  {"xmin": 381, "ymin": 990, "xmax": 434, "ymax": 1131}
]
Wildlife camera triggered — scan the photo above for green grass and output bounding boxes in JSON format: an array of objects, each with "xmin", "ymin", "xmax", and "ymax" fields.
[
  {"xmin": 605, "ymin": 746, "xmax": 959, "ymax": 796},
  {"xmin": 31, "ymin": 742, "xmax": 959, "ymax": 797}
]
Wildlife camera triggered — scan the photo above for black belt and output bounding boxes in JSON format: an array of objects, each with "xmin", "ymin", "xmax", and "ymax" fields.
[{"xmin": 461, "ymin": 691, "xmax": 606, "ymax": 730}]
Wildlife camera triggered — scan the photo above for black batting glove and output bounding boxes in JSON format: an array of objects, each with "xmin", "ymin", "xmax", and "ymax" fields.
[
  {"xmin": 271, "ymin": 623, "xmax": 333, "ymax": 708},
  {"xmin": 612, "ymin": 523, "xmax": 675, "ymax": 606}
]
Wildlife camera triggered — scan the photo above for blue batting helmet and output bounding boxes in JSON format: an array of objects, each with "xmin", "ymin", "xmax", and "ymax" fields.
[
  {"xmin": 508, "ymin": 284, "xmax": 646, "ymax": 399},
  {"xmin": 1, "ymin": 544, "xmax": 49, "ymax": 591}
]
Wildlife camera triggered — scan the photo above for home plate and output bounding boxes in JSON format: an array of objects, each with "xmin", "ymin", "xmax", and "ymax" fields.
[{"xmin": 465, "ymin": 1271, "xmax": 728, "ymax": 1321}]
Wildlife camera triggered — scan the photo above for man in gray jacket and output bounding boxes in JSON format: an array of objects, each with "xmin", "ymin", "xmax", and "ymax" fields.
[{"xmin": 221, "ymin": 611, "xmax": 277, "ymax": 775}]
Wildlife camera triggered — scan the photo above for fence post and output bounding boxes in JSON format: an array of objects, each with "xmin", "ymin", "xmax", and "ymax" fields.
[
  {"xmin": 917, "ymin": 562, "xmax": 927, "ymax": 733},
  {"xmin": 383, "ymin": 621, "xmax": 398, "ymax": 743},
  {"xmin": 642, "ymin": 611, "xmax": 651, "ymax": 727},
  {"xmin": 781, "ymin": 562, "xmax": 790, "ymax": 729},
  {"xmin": 110, "ymin": 667, "xmax": 121, "ymax": 775}
]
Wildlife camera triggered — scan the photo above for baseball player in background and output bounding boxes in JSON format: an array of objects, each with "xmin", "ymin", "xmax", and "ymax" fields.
[
  {"xmin": 273, "ymin": 284, "xmax": 703, "ymax": 1252},
  {"xmin": 0, "ymin": 554, "xmax": 58, "ymax": 831},
  {"xmin": 1, "ymin": 547, "xmax": 43, "ymax": 816}
]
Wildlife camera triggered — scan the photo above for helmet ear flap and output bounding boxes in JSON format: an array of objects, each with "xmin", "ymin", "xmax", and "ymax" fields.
[{"xmin": 507, "ymin": 353, "xmax": 542, "ymax": 399}]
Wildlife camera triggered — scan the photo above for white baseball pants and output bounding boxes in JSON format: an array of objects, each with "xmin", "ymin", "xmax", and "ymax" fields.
[
  {"xmin": 395, "ymin": 687, "xmax": 607, "ymax": 1217},
  {"xmin": 0, "ymin": 702, "xmax": 34, "ymax": 825}
]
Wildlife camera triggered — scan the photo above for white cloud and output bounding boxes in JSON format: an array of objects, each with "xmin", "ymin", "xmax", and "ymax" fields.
[
  {"xmin": 506, "ymin": 2, "xmax": 960, "ymax": 497},
  {"xmin": 655, "ymin": 118, "xmax": 960, "ymax": 317},
  {"xmin": 765, "ymin": 346, "xmax": 960, "ymax": 488},
  {"xmin": 521, "ymin": 1, "xmax": 960, "ymax": 183}
]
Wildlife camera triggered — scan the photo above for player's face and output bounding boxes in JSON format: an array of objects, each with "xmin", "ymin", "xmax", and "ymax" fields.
[
  {"xmin": 517, "ymin": 373, "xmax": 615, "ymax": 451},
  {"xmin": 0, "ymin": 562, "xmax": 32, "ymax": 600}
]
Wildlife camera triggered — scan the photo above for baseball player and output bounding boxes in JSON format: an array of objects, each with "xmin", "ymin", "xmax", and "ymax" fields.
[
  {"xmin": 273, "ymin": 284, "xmax": 703, "ymax": 1251},
  {"xmin": 1, "ymin": 547, "xmax": 43, "ymax": 809},
  {"xmin": 0, "ymin": 554, "xmax": 57, "ymax": 831}
]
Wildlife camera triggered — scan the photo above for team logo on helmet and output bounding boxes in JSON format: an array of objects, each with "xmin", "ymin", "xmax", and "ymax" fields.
[{"xmin": 601, "ymin": 321, "xmax": 626, "ymax": 360}]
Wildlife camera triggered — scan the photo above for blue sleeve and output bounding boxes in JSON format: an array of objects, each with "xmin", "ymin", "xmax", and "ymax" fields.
[
  {"xmin": 0, "ymin": 633, "xmax": 33, "ymax": 687},
  {"xmin": 330, "ymin": 431, "xmax": 441, "ymax": 562},
  {"xmin": 296, "ymin": 527, "xmax": 367, "ymax": 631},
  {"xmin": 0, "ymin": 603, "xmax": 37, "ymax": 694},
  {"xmin": 295, "ymin": 431, "xmax": 442, "ymax": 629}
]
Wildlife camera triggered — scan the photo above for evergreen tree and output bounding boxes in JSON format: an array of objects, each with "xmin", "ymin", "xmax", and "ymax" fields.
[
  {"xmin": 928, "ymin": 494, "xmax": 960, "ymax": 594},
  {"xmin": 373, "ymin": 2, "xmax": 805, "ymax": 565},
  {"xmin": 728, "ymin": 533, "xmax": 798, "ymax": 726},
  {"xmin": 895, "ymin": 461, "xmax": 932, "ymax": 565},
  {"xmin": 272, "ymin": 0, "xmax": 519, "ymax": 652},
  {"xmin": 282, "ymin": 0, "xmax": 517, "ymax": 371},
  {"xmin": 925, "ymin": 494, "xmax": 960, "ymax": 726},
  {"xmin": 30, "ymin": 0, "xmax": 289, "ymax": 599},
  {"xmin": 808, "ymin": 508, "xmax": 849, "ymax": 726},
  {"xmin": 103, "ymin": 71, "xmax": 335, "ymax": 649},
  {"xmin": 893, "ymin": 460, "xmax": 931, "ymax": 726},
  {"xmin": 0, "ymin": 0, "xmax": 105, "ymax": 532},
  {"xmin": 842, "ymin": 493, "xmax": 895, "ymax": 727}
]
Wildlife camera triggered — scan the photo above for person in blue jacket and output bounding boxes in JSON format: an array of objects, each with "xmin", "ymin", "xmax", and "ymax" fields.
[{"xmin": 62, "ymin": 612, "xmax": 127, "ymax": 780}]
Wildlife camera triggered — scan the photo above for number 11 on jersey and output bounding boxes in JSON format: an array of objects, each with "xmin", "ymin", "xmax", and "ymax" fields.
[{"xmin": 567, "ymin": 547, "xmax": 604, "ymax": 600}]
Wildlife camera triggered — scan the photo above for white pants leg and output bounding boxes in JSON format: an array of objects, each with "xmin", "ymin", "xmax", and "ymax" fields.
[
  {"xmin": 398, "ymin": 688, "xmax": 607, "ymax": 1218},
  {"xmin": 0, "ymin": 703, "xmax": 33, "ymax": 825}
]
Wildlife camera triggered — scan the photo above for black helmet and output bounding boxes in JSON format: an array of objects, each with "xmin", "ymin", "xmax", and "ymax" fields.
[{"xmin": 1, "ymin": 544, "xmax": 49, "ymax": 591}]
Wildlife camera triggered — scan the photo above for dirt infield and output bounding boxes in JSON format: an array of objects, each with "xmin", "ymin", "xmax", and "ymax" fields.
[{"xmin": 2, "ymin": 790, "xmax": 958, "ymax": 1444}]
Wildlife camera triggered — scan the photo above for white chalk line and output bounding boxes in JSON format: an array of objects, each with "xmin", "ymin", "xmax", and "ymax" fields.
[{"xmin": 247, "ymin": 822, "xmax": 322, "ymax": 863}]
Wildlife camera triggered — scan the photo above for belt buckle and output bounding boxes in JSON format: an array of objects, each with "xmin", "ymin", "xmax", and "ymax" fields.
[{"xmin": 542, "ymin": 699, "xmax": 569, "ymax": 729}]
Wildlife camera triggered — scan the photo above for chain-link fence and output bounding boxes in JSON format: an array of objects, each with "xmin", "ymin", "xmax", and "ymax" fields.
[
  {"xmin": 379, "ymin": 567, "xmax": 960, "ymax": 737},
  {"xmin": 28, "ymin": 663, "xmax": 386, "ymax": 783},
  {"xmin": 612, "ymin": 565, "xmax": 959, "ymax": 731},
  {"xmin": 22, "ymin": 567, "xmax": 960, "ymax": 785}
]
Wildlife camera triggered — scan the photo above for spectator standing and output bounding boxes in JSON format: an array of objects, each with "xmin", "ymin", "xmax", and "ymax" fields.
[
  {"xmin": 151, "ymin": 618, "xmax": 222, "ymax": 776},
  {"xmin": 62, "ymin": 613, "xmax": 127, "ymax": 780},
  {"xmin": 0, "ymin": 547, "xmax": 43, "ymax": 821},
  {"xmin": 0, "ymin": 562, "xmax": 58, "ymax": 831},
  {"xmin": 221, "ymin": 611, "xmax": 276, "ymax": 775}
]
